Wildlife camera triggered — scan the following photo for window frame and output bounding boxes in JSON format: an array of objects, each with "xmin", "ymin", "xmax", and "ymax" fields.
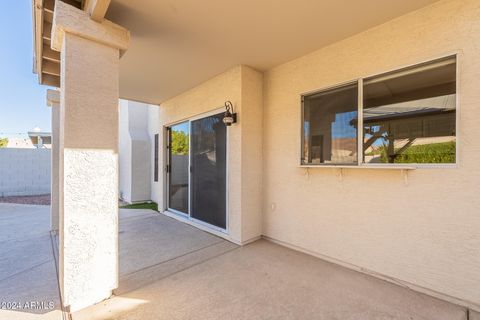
[
  {"xmin": 300, "ymin": 80, "xmax": 360, "ymax": 166},
  {"xmin": 300, "ymin": 53, "xmax": 459, "ymax": 169}
]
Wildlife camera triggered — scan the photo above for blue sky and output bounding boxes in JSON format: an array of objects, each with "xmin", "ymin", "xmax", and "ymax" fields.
[{"xmin": 0, "ymin": 2, "xmax": 51, "ymax": 139}]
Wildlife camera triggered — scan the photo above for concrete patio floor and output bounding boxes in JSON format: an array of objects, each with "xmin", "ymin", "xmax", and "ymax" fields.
[
  {"xmin": 74, "ymin": 238, "xmax": 469, "ymax": 320},
  {"xmin": 0, "ymin": 203, "xmax": 472, "ymax": 320},
  {"xmin": 0, "ymin": 203, "xmax": 236, "ymax": 320},
  {"xmin": 116, "ymin": 208, "xmax": 238, "ymax": 294},
  {"xmin": 0, "ymin": 203, "xmax": 62, "ymax": 320}
]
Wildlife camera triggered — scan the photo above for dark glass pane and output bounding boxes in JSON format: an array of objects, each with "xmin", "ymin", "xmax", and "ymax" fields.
[
  {"xmin": 363, "ymin": 57, "xmax": 456, "ymax": 164},
  {"xmin": 191, "ymin": 113, "xmax": 226, "ymax": 229},
  {"xmin": 168, "ymin": 122, "xmax": 189, "ymax": 213},
  {"xmin": 302, "ymin": 83, "xmax": 358, "ymax": 165},
  {"xmin": 154, "ymin": 134, "xmax": 159, "ymax": 182}
]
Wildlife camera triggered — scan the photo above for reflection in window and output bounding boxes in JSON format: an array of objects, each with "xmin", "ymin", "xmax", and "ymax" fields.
[
  {"xmin": 168, "ymin": 122, "xmax": 189, "ymax": 214},
  {"xmin": 302, "ymin": 83, "xmax": 358, "ymax": 165},
  {"xmin": 363, "ymin": 57, "xmax": 456, "ymax": 164}
]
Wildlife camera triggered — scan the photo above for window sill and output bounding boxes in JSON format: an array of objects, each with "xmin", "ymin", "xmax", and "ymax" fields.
[
  {"xmin": 299, "ymin": 164, "xmax": 457, "ymax": 170},
  {"xmin": 299, "ymin": 164, "xmax": 417, "ymax": 170}
]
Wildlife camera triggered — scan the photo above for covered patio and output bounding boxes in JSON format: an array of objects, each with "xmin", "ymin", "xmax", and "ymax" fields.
[
  {"xmin": 24, "ymin": 0, "xmax": 480, "ymax": 318},
  {"xmin": 0, "ymin": 203, "xmax": 236, "ymax": 319},
  {"xmin": 0, "ymin": 203, "xmax": 469, "ymax": 320}
]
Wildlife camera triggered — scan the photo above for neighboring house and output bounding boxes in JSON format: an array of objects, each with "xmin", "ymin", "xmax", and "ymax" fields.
[
  {"xmin": 5, "ymin": 129, "xmax": 52, "ymax": 149},
  {"xmin": 28, "ymin": 127, "xmax": 52, "ymax": 149},
  {"xmin": 6, "ymin": 136, "xmax": 34, "ymax": 148},
  {"xmin": 31, "ymin": 0, "xmax": 480, "ymax": 315}
]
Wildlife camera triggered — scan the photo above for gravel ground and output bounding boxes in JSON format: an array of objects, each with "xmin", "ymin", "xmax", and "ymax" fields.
[{"xmin": 0, "ymin": 194, "xmax": 51, "ymax": 205}]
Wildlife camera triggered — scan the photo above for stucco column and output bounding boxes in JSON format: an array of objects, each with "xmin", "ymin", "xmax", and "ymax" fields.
[
  {"xmin": 52, "ymin": 1, "xmax": 129, "ymax": 312},
  {"xmin": 47, "ymin": 89, "xmax": 60, "ymax": 233}
]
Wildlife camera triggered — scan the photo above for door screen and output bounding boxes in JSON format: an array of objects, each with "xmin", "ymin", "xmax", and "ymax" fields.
[{"xmin": 190, "ymin": 113, "xmax": 227, "ymax": 229}]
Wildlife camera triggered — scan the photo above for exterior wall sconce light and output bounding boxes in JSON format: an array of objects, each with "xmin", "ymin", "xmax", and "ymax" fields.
[{"xmin": 222, "ymin": 101, "xmax": 237, "ymax": 126}]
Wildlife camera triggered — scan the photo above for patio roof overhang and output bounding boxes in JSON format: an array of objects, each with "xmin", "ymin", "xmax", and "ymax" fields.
[
  {"xmin": 32, "ymin": 0, "xmax": 440, "ymax": 104},
  {"xmin": 32, "ymin": 0, "xmax": 80, "ymax": 87}
]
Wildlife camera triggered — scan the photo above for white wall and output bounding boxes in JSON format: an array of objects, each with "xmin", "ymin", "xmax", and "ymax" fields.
[
  {"xmin": 262, "ymin": 0, "xmax": 480, "ymax": 308},
  {"xmin": 118, "ymin": 100, "xmax": 152, "ymax": 203},
  {"xmin": 0, "ymin": 148, "xmax": 51, "ymax": 196},
  {"xmin": 119, "ymin": 100, "xmax": 132, "ymax": 201}
]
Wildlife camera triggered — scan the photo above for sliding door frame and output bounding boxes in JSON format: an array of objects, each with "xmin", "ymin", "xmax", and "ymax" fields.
[
  {"xmin": 163, "ymin": 107, "xmax": 229, "ymax": 234},
  {"xmin": 165, "ymin": 121, "xmax": 190, "ymax": 217}
]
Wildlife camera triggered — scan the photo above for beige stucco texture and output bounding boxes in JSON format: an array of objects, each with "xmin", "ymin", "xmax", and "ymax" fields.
[
  {"xmin": 53, "ymin": 1, "xmax": 129, "ymax": 312},
  {"xmin": 154, "ymin": 0, "xmax": 480, "ymax": 308},
  {"xmin": 47, "ymin": 89, "xmax": 60, "ymax": 232},
  {"xmin": 60, "ymin": 33, "xmax": 120, "ymax": 312},
  {"xmin": 262, "ymin": 0, "xmax": 480, "ymax": 308},
  {"xmin": 157, "ymin": 65, "xmax": 263, "ymax": 244}
]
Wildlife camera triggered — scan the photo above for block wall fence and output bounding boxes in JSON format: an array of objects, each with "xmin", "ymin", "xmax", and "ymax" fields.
[{"xmin": 0, "ymin": 148, "xmax": 51, "ymax": 197}]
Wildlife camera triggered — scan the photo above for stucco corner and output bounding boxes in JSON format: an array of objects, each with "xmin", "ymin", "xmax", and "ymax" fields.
[{"xmin": 51, "ymin": 0, "xmax": 129, "ymax": 53}]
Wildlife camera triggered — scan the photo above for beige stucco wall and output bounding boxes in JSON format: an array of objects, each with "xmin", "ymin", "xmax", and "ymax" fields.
[
  {"xmin": 59, "ymin": 33, "xmax": 120, "ymax": 312},
  {"xmin": 158, "ymin": 65, "xmax": 263, "ymax": 244},
  {"xmin": 50, "ymin": 97, "xmax": 60, "ymax": 232},
  {"xmin": 262, "ymin": 0, "xmax": 480, "ymax": 308}
]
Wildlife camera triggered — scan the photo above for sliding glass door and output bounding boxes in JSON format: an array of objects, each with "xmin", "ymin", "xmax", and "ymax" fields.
[
  {"xmin": 166, "ymin": 112, "xmax": 227, "ymax": 230},
  {"xmin": 190, "ymin": 113, "xmax": 227, "ymax": 229}
]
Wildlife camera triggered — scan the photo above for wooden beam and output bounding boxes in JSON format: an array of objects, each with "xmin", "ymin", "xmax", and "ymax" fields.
[
  {"xmin": 43, "ymin": 60, "xmax": 60, "ymax": 76},
  {"xmin": 83, "ymin": 0, "xmax": 111, "ymax": 22},
  {"xmin": 363, "ymin": 129, "xmax": 387, "ymax": 151},
  {"xmin": 43, "ymin": 21, "xmax": 52, "ymax": 41},
  {"xmin": 42, "ymin": 44, "xmax": 60, "ymax": 62},
  {"xmin": 44, "ymin": 10, "xmax": 53, "ymax": 23},
  {"xmin": 62, "ymin": 0, "xmax": 82, "ymax": 9},
  {"xmin": 41, "ymin": 73, "xmax": 60, "ymax": 87},
  {"xmin": 44, "ymin": 0, "xmax": 54, "ymax": 12},
  {"xmin": 394, "ymin": 138, "xmax": 415, "ymax": 156},
  {"xmin": 33, "ymin": 0, "xmax": 44, "ymax": 83}
]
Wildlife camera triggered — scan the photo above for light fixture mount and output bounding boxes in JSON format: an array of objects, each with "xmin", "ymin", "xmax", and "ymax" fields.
[{"xmin": 222, "ymin": 101, "xmax": 237, "ymax": 126}]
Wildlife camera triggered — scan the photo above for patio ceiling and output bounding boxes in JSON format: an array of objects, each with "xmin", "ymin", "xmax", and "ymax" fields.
[{"xmin": 33, "ymin": 0, "xmax": 440, "ymax": 104}]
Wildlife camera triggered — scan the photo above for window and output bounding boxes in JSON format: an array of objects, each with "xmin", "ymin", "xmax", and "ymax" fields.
[
  {"xmin": 363, "ymin": 57, "xmax": 456, "ymax": 164},
  {"xmin": 154, "ymin": 133, "xmax": 159, "ymax": 182},
  {"xmin": 302, "ymin": 83, "xmax": 358, "ymax": 165},
  {"xmin": 301, "ymin": 56, "xmax": 457, "ymax": 166}
]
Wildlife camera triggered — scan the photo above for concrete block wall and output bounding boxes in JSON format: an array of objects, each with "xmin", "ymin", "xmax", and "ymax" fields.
[{"xmin": 0, "ymin": 148, "xmax": 51, "ymax": 196}]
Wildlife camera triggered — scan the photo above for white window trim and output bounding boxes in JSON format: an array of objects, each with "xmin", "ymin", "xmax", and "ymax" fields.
[{"xmin": 299, "ymin": 52, "xmax": 460, "ymax": 170}]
